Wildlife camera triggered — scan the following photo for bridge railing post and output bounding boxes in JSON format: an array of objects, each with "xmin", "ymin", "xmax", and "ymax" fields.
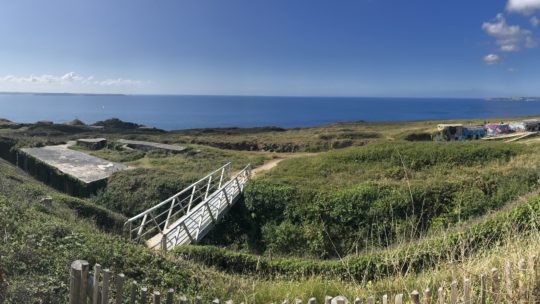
[
  {"xmin": 161, "ymin": 233, "xmax": 168, "ymax": 251},
  {"xmin": 187, "ymin": 185, "xmax": 197, "ymax": 212},
  {"xmin": 204, "ymin": 176, "xmax": 213, "ymax": 200},
  {"xmin": 218, "ymin": 167, "xmax": 225, "ymax": 189},
  {"xmin": 164, "ymin": 198, "xmax": 176, "ymax": 230}
]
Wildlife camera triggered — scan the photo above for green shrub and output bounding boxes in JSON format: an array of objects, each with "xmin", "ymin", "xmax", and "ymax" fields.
[
  {"xmin": 92, "ymin": 168, "xmax": 196, "ymax": 217},
  {"xmin": 403, "ymin": 132, "xmax": 432, "ymax": 141},
  {"xmin": 53, "ymin": 196, "xmax": 126, "ymax": 232},
  {"xmin": 333, "ymin": 142, "xmax": 522, "ymax": 169},
  {"xmin": 213, "ymin": 143, "xmax": 539, "ymax": 258},
  {"xmin": 175, "ymin": 191, "xmax": 540, "ymax": 281},
  {"xmin": 0, "ymin": 194, "xmax": 198, "ymax": 303}
]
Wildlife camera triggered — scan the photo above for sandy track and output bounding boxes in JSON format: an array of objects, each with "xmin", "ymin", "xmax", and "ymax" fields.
[{"xmin": 251, "ymin": 153, "xmax": 315, "ymax": 177}]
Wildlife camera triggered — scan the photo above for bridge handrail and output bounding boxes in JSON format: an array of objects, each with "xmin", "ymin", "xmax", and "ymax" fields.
[
  {"xmin": 124, "ymin": 162, "xmax": 231, "ymax": 225},
  {"xmin": 160, "ymin": 164, "xmax": 251, "ymax": 249}
]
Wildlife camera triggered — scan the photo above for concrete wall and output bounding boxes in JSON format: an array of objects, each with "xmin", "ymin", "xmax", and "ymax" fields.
[{"xmin": 15, "ymin": 150, "xmax": 106, "ymax": 197}]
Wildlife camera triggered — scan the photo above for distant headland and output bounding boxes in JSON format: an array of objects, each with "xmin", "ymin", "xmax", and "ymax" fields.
[
  {"xmin": 0, "ymin": 91, "xmax": 126, "ymax": 97},
  {"xmin": 486, "ymin": 97, "xmax": 540, "ymax": 102}
]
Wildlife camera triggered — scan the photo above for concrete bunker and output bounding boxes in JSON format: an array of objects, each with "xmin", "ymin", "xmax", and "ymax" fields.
[
  {"xmin": 76, "ymin": 138, "xmax": 107, "ymax": 150},
  {"xmin": 18, "ymin": 144, "xmax": 127, "ymax": 197},
  {"xmin": 117, "ymin": 139, "xmax": 187, "ymax": 153}
]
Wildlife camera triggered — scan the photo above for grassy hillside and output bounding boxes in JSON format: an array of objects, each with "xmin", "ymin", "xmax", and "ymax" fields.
[
  {"xmin": 0, "ymin": 158, "xmax": 199, "ymax": 302},
  {"xmin": 204, "ymin": 142, "xmax": 540, "ymax": 258},
  {"xmin": 85, "ymin": 144, "xmax": 270, "ymax": 216},
  {"xmin": 3, "ymin": 117, "xmax": 540, "ymax": 302}
]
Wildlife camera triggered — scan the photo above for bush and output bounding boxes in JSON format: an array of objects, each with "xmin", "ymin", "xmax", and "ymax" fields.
[
  {"xmin": 175, "ymin": 191, "xmax": 540, "ymax": 281},
  {"xmin": 53, "ymin": 196, "xmax": 126, "ymax": 232},
  {"xmin": 403, "ymin": 132, "xmax": 432, "ymax": 141},
  {"xmin": 92, "ymin": 168, "xmax": 196, "ymax": 217},
  {"xmin": 0, "ymin": 195, "xmax": 198, "ymax": 303},
  {"xmin": 212, "ymin": 143, "xmax": 538, "ymax": 258}
]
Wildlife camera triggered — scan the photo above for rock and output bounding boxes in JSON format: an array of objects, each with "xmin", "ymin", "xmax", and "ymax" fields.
[{"xmin": 39, "ymin": 196, "xmax": 53, "ymax": 207}]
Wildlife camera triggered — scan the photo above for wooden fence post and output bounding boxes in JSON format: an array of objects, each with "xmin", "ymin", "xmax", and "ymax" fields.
[
  {"xmin": 130, "ymin": 281, "xmax": 138, "ymax": 304},
  {"xmin": 492, "ymin": 268, "xmax": 500, "ymax": 304},
  {"xmin": 335, "ymin": 296, "xmax": 346, "ymax": 304},
  {"xmin": 394, "ymin": 294, "xmax": 403, "ymax": 304},
  {"xmin": 450, "ymin": 281, "xmax": 458, "ymax": 304},
  {"xmin": 153, "ymin": 291, "xmax": 161, "ymax": 304},
  {"xmin": 92, "ymin": 264, "xmax": 101, "ymax": 304},
  {"xmin": 69, "ymin": 260, "xmax": 83, "ymax": 304},
  {"xmin": 505, "ymin": 261, "xmax": 513, "ymax": 303},
  {"xmin": 179, "ymin": 295, "xmax": 188, "ymax": 304},
  {"xmin": 437, "ymin": 287, "xmax": 444, "ymax": 304},
  {"xmin": 116, "ymin": 273, "xmax": 125, "ymax": 304},
  {"xmin": 80, "ymin": 261, "xmax": 89, "ymax": 304},
  {"xmin": 529, "ymin": 255, "xmax": 538, "ymax": 303},
  {"xmin": 480, "ymin": 274, "xmax": 486, "ymax": 304},
  {"xmin": 410, "ymin": 290, "xmax": 420, "ymax": 304},
  {"xmin": 518, "ymin": 259, "xmax": 526, "ymax": 304},
  {"xmin": 101, "ymin": 269, "xmax": 111, "ymax": 304},
  {"xmin": 166, "ymin": 288, "xmax": 174, "ymax": 304},
  {"xmin": 422, "ymin": 288, "xmax": 431, "ymax": 304},
  {"xmin": 463, "ymin": 278, "xmax": 471, "ymax": 304},
  {"xmin": 141, "ymin": 287, "xmax": 148, "ymax": 304}
]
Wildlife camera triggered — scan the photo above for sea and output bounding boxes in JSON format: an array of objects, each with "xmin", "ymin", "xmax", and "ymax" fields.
[{"xmin": 1, "ymin": 94, "xmax": 540, "ymax": 131}]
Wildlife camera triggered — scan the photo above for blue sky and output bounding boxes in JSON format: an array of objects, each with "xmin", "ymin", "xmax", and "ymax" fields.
[{"xmin": 0, "ymin": 0, "xmax": 539, "ymax": 97}]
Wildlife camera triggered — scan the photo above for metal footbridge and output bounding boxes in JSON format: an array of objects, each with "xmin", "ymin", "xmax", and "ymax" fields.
[{"xmin": 124, "ymin": 163, "xmax": 251, "ymax": 251}]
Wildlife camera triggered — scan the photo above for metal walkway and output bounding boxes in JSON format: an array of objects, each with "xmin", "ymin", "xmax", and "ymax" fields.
[{"xmin": 123, "ymin": 163, "xmax": 251, "ymax": 251}]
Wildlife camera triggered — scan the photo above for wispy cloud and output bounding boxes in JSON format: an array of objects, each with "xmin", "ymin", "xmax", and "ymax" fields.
[
  {"xmin": 531, "ymin": 16, "xmax": 540, "ymax": 26},
  {"xmin": 0, "ymin": 72, "xmax": 142, "ymax": 87},
  {"xmin": 482, "ymin": 14, "xmax": 536, "ymax": 52},
  {"xmin": 483, "ymin": 53, "xmax": 501, "ymax": 65}
]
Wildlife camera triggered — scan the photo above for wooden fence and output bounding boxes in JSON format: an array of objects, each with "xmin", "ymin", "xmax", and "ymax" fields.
[{"xmin": 69, "ymin": 256, "xmax": 538, "ymax": 303}]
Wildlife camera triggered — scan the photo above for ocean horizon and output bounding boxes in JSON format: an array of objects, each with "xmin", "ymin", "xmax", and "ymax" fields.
[{"xmin": 2, "ymin": 93, "xmax": 540, "ymax": 130}]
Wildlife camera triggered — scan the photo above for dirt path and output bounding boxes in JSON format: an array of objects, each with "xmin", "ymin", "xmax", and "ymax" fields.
[{"xmin": 251, "ymin": 153, "xmax": 315, "ymax": 177}]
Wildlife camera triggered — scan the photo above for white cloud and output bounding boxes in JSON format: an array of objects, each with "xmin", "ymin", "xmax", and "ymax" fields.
[
  {"xmin": 507, "ymin": 0, "xmax": 540, "ymax": 13},
  {"xmin": 482, "ymin": 14, "xmax": 535, "ymax": 52},
  {"xmin": 483, "ymin": 53, "xmax": 501, "ymax": 65},
  {"xmin": 97, "ymin": 78, "xmax": 142, "ymax": 86},
  {"xmin": 0, "ymin": 72, "xmax": 142, "ymax": 87},
  {"xmin": 531, "ymin": 16, "xmax": 540, "ymax": 26}
]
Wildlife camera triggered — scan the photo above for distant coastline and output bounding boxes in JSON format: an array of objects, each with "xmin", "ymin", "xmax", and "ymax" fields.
[
  {"xmin": 486, "ymin": 97, "xmax": 540, "ymax": 102},
  {"xmin": 0, "ymin": 91, "xmax": 126, "ymax": 97}
]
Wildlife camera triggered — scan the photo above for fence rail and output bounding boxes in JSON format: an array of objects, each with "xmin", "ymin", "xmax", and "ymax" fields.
[{"xmin": 69, "ymin": 255, "xmax": 538, "ymax": 303}]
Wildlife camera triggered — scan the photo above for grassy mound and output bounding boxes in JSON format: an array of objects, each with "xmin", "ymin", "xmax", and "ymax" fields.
[
  {"xmin": 175, "ymin": 187, "xmax": 540, "ymax": 282},
  {"xmin": 0, "ymin": 158, "xmax": 203, "ymax": 302},
  {"xmin": 205, "ymin": 142, "xmax": 540, "ymax": 257}
]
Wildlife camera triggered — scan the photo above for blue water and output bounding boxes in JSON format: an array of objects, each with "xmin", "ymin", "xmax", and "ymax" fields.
[{"xmin": 1, "ymin": 94, "xmax": 540, "ymax": 130}]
